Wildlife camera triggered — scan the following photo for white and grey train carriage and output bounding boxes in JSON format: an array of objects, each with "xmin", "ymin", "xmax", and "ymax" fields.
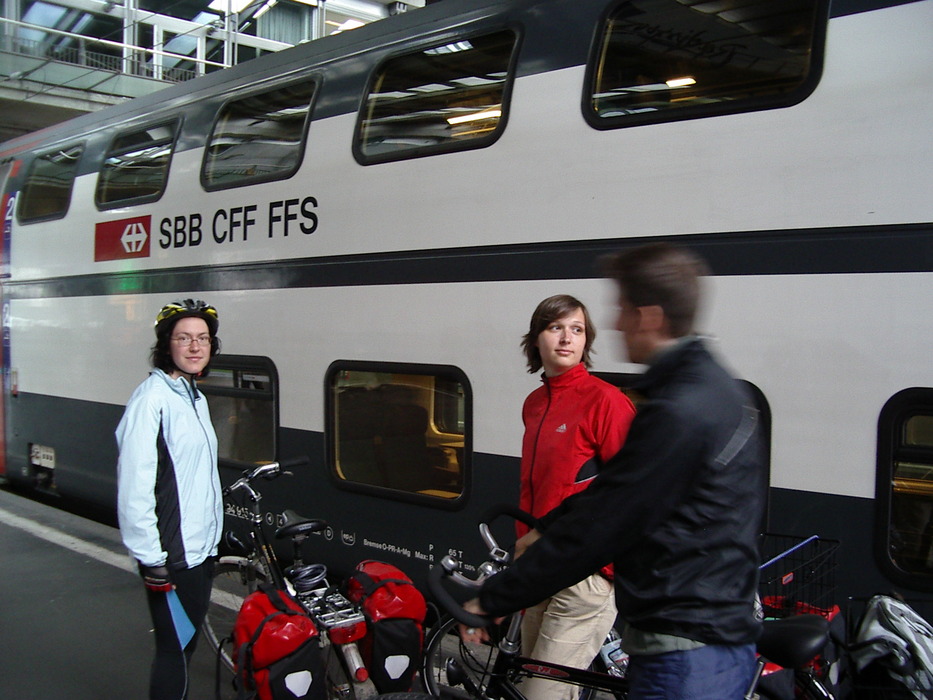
[{"xmin": 0, "ymin": 0, "xmax": 931, "ymax": 608}]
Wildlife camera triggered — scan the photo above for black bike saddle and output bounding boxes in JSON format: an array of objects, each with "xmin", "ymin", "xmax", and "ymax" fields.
[
  {"xmin": 275, "ymin": 509, "xmax": 328, "ymax": 539},
  {"xmin": 757, "ymin": 614, "xmax": 830, "ymax": 670}
]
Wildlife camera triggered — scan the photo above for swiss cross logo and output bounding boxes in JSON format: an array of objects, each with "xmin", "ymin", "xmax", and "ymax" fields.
[{"xmin": 95, "ymin": 215, "xmax": 152, "ymax": 261}]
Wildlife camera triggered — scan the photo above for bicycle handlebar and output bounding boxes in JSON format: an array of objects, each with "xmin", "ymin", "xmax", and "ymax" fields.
[
  {"xmin": 428, "ymin": 557, "xmax": 494, "ymax": 628},
  {"xmin": 428, "ymin": 503, "xmax": 539, "ymax": 629},
  {"xmin": 478, "ymin": 503, "xmax": 539, "ymax": 532},
  {"xmin": 223, "ymin": 457, "xmax": 311, "ymax": 498}
]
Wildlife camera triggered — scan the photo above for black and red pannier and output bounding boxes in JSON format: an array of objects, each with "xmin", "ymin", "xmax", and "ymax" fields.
[
  {"xmin": 233, "ymin": 583, "xmax": 326, "ymax": 700},
  {"xmin": 345, "ymin": 560, "xmax": 427, "ymax": 693}
]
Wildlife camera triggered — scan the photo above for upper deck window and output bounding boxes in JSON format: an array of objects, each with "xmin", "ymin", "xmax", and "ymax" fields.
[
  {"xmin": 202, "ymin": 81, "xmax": 315, "ymax": 190},
  {"xmin": 585, "ymin": 0, "xmax": 827, "ymax": 129},
  {"xmin": 355, "ymin": 30, "xmax": 518, "ymax": 164},
  {"xmin": 96, "ymin": 121, "xmax": 179, "ymax": 208},
  {"xmin": 17, "ymin": 144, "xmax": 84, "ymax": 223}
]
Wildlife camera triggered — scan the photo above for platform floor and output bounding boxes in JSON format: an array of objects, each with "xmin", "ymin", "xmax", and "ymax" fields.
[{"xmin": 0, "ymin": 485, "xmax": 238, "ymax": 699}]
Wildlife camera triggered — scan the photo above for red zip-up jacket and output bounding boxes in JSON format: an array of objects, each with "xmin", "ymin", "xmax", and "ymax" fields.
[
  {"xmin": 520, "ymin": 363, "xmax": 636, "ymax": 580},
  {"xmin": 484, "ymin": 339, "xmax": 766, "ymax": 646}
]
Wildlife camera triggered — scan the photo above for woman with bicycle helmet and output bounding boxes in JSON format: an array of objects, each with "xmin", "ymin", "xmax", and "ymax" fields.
[{"xmin": 116, "ymin": 299, "xmax": 223, "ymax": 700}]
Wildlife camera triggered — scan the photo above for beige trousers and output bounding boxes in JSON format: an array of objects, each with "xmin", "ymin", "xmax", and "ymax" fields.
[{"xmin": 519, "ymin": 572, "xmax": 617, "ymax": 700}]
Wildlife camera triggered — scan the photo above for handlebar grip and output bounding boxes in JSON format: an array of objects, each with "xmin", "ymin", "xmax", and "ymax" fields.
[
  {"xmin": 427, "ymin": 564, "xmax": 493, "ymax": 629},
  {"xmin": 479, "ymin": 503, "xmax": 539, "ymax": 531},
  {"xmin": 278, "ymin": 456, "xmax": 311, "ymax": 470}
]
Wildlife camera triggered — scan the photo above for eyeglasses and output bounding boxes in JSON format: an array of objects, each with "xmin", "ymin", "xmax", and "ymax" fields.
[{"xmin": 171, "ymin": 335, "xmax": 212, "ymax": 347}]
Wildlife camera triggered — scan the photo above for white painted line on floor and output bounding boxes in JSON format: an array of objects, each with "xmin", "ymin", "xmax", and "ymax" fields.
[
  {"xmin": 0, "ymin": 505, "xmax": 136, "ymax": 574},
  {"xmin": 0, "ymin": 505, "xmax": 243, "ymax": 612}
]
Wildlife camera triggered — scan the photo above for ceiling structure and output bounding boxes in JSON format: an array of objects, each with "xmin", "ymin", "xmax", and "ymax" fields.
[{"xmin": 0, "ymin": 0, "xmax": 429, "ymax": 143}]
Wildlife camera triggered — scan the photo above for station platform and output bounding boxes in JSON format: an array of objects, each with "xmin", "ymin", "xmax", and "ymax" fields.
[{"xmin": 0, "ymin": 485, "xmax": 238, "ymax": 699}]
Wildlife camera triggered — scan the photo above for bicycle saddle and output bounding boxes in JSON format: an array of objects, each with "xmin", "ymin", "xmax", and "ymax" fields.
[
  {"xmin": 275, "ymin": 509, "xmax": 328, "ymax": 539},
  {"xmin": 757, "ymin": 614, "xmax": 830, "ymax": 670}
]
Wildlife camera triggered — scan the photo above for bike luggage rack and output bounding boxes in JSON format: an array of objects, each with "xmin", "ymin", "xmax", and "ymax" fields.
[{"xmin": 758, "ymin": 533, "xmax": 839, "ymax": 619}]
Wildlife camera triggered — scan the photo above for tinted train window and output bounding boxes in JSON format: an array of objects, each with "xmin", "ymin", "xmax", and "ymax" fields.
[
  {"xmin": 96, "ymin": 121, "xmax": 178, "ymax": 207},
  {"xmin": 17, "ymin": 144, "xmax": 84, "ymax": 223},
  {"xmin": 202, "ymin": 81, "xmax": 315, "ymax": 189},
  {"xmin": 200, "ymin": 355, "xmax": 278, "ymax": 465},
  {"xmin": 878, "ymin": 389, "xmax": 933, "ymax": 589},
  {"xmin": 586, "ymin": 0, "xmax": 827, "ymax": 129},
  {"xmin": 355, "ymin": 30, "xmax": 518, "ymax": 164},
  {"xmin": 327, "ymin": 361, "xmax": 470, "ymax": 508}
]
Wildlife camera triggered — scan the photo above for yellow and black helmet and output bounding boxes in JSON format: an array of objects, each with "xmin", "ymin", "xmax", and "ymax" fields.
[{"xmin": 154, "ymin": 299, "xmax": 219, "ymax": 337}]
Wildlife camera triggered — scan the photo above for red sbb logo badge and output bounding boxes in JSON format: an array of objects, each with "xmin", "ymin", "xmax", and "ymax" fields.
[{"xmin": 95, "ymin": 215, "xmax": 152, "ymax": 261}]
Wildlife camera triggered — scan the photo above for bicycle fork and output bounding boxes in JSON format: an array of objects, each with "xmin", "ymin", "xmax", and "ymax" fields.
[
  {"xmin": 445, "ymin": 656, "xmax": 490, "ymax": 700},
  {"xmin": 445, "ymin": 614, "xmax": 523, "ymax": 700}
]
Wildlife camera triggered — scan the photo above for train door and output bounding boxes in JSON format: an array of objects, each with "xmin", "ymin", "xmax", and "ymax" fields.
[{"xmin": 0, "ymin": 158, "xmax": 16, "ymax": 477}]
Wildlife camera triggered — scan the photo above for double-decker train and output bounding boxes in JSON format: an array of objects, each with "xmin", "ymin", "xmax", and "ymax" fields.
[{"xmin": 1, "ymin": 0, "xmax": 931, "ymax": 607}]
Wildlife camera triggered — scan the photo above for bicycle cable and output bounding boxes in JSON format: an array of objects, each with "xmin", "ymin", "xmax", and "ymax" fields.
[{"xmin": 287, "ymin": 562, "xmax": 328, "ymax": 593}]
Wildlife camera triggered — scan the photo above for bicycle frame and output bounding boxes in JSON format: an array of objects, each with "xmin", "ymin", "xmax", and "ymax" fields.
[
  {"xmin": 449, "ymin": 611, "xmax": 629, "ymax": 700},
  {"xmin": 223, "ymin": 464, "xmax": 288, "ymax": 589},
  {"xmin": 211, "ymin": 461, "xmax": 379, "ymax": 699},
  {"xmin": 427, "ymin": 506, "xmax": 836, "ymax": 700}
]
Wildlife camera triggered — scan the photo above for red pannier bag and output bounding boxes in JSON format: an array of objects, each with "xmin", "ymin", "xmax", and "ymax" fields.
[
  {"xmin": 345, "ymin": 560, "xmax": 427, "ymax": 693},
  {"xmin": 233, "ymin": 583, "xmax": 325, "ymax": 700}
]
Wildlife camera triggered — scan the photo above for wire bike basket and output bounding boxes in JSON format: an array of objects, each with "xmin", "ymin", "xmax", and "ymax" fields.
[{"xmin": 758, "ymin": 533, "xmax": 839, "ymax": 619}]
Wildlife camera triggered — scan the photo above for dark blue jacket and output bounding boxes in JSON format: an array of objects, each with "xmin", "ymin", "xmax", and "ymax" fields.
[{"xmin": 480, "ymin": 337, "xmax": 766, "ymax": 646}]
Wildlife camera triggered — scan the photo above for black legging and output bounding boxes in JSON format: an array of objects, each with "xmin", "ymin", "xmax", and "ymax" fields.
[{"xmin": 144, "ymin": 558, "xmax": 215, "ymax": 700}]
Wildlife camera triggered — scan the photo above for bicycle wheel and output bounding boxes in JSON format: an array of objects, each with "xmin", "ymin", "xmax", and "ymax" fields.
[
  {"xmin": 204, "ymin": 555, "xmax": 269, "ymax": 672},
  {"xmin": 422, "ymin": 615, "xmax": 503, "ymax": 700},
  {"xmin": 423, "ymin": 617, "xmax": 625, "ymax": 700}
]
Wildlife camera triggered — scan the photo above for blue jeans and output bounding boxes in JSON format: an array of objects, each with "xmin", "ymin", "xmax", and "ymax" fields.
[{"xmin": 626, "ymin": 643, "xmax": 756, "ymax": 700}]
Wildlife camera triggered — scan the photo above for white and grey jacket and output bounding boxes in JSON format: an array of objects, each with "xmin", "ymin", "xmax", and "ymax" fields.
[{"xmin": 116, "ymin": 369, "xmax": 222, "ymax": 569}]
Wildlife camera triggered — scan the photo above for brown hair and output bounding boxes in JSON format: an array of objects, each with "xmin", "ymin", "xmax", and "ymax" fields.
[
  {"xmin": 150, "ymin": 314, "xmax": 221, "ymax": 377},
  {"xmin": 601, "ymin": 243, "xmax": 709, "ymax": 338},
  {"xmin": 521, "ymin": 294, "xmax": 596, "ymax": 373}
]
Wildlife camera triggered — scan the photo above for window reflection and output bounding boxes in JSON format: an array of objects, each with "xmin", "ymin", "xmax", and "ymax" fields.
[
  {"xmin": 329, "ymin": 365, "xmax": 468, "ymax": 502},
  {"xmin": 203, "ymin": 81, "xmax": 315, "ymax": 188},
  {"xmin": 97, "ymin": 122, "xmax": 177, "ymax": 206},
  {"xmin": 589, "ymin": 0, "xmax": 825, "ymax": 125},
  {"xmin": 357, "ymin": 31, "xmax": 517, "ymax": 162},
  {"xmin": 18, "ymin": 144, "xmax": 84, "ymax": 223},
  {"xmin": 891, "ymin": 415, "xmax": 933, "ymax": 574},
  {"xmin": 200, "ymin": 356, "xmax": 278, "ymax": 465}
]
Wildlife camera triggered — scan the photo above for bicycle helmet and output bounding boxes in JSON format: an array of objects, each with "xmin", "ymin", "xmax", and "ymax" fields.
[{"xmin": 154, "ymin": 299, "xmax": 219, "ymax": 337}]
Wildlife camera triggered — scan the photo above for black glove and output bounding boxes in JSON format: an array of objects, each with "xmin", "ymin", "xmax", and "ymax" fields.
[{"xmin": 139, "ymin": 562, "xmax": 174, "ymax": 592}]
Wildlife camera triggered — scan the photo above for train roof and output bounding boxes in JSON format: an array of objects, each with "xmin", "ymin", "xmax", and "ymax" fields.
[
  {"xmin": 0, "ymin": 0, "xmax": 918, "ymax": 158},
  {"xmin": 0, "ymin": 0, "xmax": 540, "ymax": 157}
]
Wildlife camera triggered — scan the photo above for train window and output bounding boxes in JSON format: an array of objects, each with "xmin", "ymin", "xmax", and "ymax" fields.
[
  {"xmin": 355, "ymin": 30, "xmax": 518, "ymax": 164},
  {"xmin": 17, "ymin": 144, "xmax": 84, "ymax": 223},
  {"xmin": 878, "ymin": 389, "xmax": 933, "ymax": 589},
  {"xmin": 585, "ymin": 0, "xmax": 828, "ymax": 129},
  {"xmin": 96, "ymin": 120, "xmax": 179, "ymax": 208},
  {"xmin": 326, "ymin": 361, "xmax": 471, "ymax": 509},
  {"xmin": 199, "ymin": 355, "xmax": 278, "ymax": 466},
  {"xmin": 202, "ymin": 81, "xmax": 315, "ymax": 190}
]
